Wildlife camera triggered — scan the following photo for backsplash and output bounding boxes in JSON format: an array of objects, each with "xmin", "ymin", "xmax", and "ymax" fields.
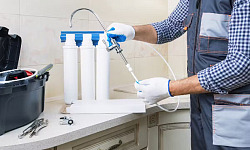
[{"xmin": 0, "ymin": 0, "xmax": 187, "ymax": 100}]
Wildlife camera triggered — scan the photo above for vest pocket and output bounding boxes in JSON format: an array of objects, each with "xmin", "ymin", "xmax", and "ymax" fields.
[
  {"xmin": 198, "ymin": 36, "xmax": 228, "ymax": 54},
  {"xmin": 200, "ymin": 13, "xmax": 230, "ymax": 38},
  {"xmin": 212, "ymin": 94, "xmax": 250, "ymax": 147},
  {"xmin": 198, "ymin": 13, "xmax": 230, "ymax": 54}
]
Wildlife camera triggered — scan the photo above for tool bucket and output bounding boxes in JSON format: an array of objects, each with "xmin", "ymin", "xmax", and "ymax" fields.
[{"xmin": 0, "ymin": 69, "xmax": 49, "ymax": 135}]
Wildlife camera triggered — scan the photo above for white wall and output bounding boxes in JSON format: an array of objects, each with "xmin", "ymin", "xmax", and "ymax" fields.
[
  {"xmin": 167, "ymin": 0, "xmax": 188, "ymax": 80},
  {"xmin": 0, "ymin": 0, "xmax": 187, "ymax": 100}
]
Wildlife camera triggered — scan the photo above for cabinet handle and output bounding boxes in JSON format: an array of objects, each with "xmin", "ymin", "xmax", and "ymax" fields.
[{"xmin": 107, "ymin": 140, "xmax": 122, "ymax": 150}]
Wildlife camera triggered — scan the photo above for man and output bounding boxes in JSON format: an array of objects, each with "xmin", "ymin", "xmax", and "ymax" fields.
[{"xmin": 107, "ymin": 0, "xmax": 250, "ymax": 149}]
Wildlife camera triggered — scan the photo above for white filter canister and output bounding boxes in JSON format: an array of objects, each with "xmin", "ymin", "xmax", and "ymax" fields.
[
  {"xmin": 63, "ymin": 34, "xmax": 78, "ymax": 104},
  {"xmin": 80, "ymin": 34, "xmax": 95, "ymax": 100},
  {"xmin": 96, "ymin": 34, "xmax": 110, "ymax": 100}
]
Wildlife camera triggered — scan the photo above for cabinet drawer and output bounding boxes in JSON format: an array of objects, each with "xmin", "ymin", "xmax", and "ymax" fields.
[
  {"xmin": 57, "ymin": 117, "xmax": 147, "ymax": 150},
  {"xmin": 158, "ymin": 109, "xmax": 190, "ymax": 125},
  {"xmin": 77, "ymin": 125, "xmax": 136, "ymax": 150}
]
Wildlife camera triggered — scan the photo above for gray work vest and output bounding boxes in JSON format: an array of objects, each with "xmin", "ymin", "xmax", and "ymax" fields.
[
  {"xmin": 185, "ymin": 0, "xmax": 250, "ymax": 93},
  {"xmin": 185, "ymin": 0, "xmax": 250, "ymax": 147}
]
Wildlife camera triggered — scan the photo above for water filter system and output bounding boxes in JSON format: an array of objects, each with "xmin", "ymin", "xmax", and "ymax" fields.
[
  {"xmin": 60, "ymin": 31, "xmax": 110, "ymax": 104},
  {"xmin": 61, "ymin": 8, "xmax": 180, "ymax": 113}
]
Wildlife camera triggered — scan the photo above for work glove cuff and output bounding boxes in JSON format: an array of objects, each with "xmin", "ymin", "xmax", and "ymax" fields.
[{"xmin": 126, "ymin": 25, "xmax": 135, "ymax": 40}]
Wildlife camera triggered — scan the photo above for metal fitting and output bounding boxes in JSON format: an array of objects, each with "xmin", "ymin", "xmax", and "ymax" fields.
[{"xmin": 60, "ymin": 116, "xmax": 74, "ymax": 125}]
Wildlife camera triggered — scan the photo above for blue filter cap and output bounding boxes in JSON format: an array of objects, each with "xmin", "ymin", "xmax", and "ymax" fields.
[{"xmin": 60, "ymin": 31, "xmax": 104, "ymax": 47}]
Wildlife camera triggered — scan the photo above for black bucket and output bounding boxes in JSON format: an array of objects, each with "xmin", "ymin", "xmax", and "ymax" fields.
[{"xmin": 0, "ymin": 70, "xmax": 49, "ymax": 135}]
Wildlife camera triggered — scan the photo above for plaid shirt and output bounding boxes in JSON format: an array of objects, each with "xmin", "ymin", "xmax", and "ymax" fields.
[{"xmin": 152, "ymin": 0, "xmax": 250, "ymax": 94}]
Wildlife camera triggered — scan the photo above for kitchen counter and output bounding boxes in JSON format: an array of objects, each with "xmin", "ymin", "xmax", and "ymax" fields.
[{"xmin": 0, "ymin": 96, "xmax": 190, "ymax": 150}]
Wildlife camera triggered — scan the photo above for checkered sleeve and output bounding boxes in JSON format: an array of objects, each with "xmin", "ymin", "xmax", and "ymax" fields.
[
  {"xmin": 151, "ymin": 0, "xmax": 189, "ymax": 44},
  {"xmin": 198, "ymin": 0, "xmax": 250, "ymax": 94}
]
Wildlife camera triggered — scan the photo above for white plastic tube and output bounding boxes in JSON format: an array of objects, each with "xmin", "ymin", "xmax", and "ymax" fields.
[
  {"xmin": 80, "ymin": 34, "xmax": 95, "ymax": 100},
  {"xmin": 143, "ymin": 43, "xmax": 180, "ymax": 113},
  {"xmin": 96, "ymin": 34, "xmax": 110, "ymax": 100},
  {"xmin": 63, "ymin": 34, "xmax": 78, "ymax": 104}
]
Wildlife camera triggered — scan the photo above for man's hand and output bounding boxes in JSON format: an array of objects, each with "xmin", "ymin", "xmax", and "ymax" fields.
[
  {"xmin": 107, "ymin": 23, "xmax": 135, "ymax": 46},
  {"xmin": 134, "ymin": 77, "xmax": 172, "ymax": 105}
]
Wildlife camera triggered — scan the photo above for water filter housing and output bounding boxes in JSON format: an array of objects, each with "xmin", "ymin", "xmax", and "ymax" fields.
[
  {"xmin": 81, "ymin": 34, "xmax": 95, "ymax": 100},
  {"xmin": 63, "ymin": 34, "xmax": 78, "ymax": 104},
  {"xmin": 60, "ymin": 31, "xmax": 110, "ymax": 103},
  {"xmin": 96, "ymin": 34, "xmax": 110, "ymax": 100}
]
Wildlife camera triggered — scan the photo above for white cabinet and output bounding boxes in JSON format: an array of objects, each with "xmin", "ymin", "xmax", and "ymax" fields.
[
  {"xmin": 159, "ymin": 123, "xmax": 191, "ymax": 150},
  {"xmin": 148, "ymin": 109, "xmax": 191, "ymax": 150},
  {"xmin": 57, "ymin": 117, "xmax": 148, "ymax": 150}
]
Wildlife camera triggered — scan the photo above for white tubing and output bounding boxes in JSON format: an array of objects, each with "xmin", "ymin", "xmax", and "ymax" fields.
[
  {"xmin": 96, "ymin": 34, "xmax": 110, "ymax": 100},
  {"xmin": 142, "ymin": 43, "xmax": 180, "ymax": 113},
  {"xmin": 81, "ymin": 34, "xmax": 95, "ymax": 100},
  {"xmin": 126, "ymin": 64, "xmax": 138, "ymax": 82},
  {"xmin": 63, "ymin": 34, "xmax": 78, "ymax": 104}
]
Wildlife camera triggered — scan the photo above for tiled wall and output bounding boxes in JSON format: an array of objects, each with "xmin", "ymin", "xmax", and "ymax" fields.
[
  {"xmin": 0, "ymin": 0, "xmax": 187, "ymax": 100},
  {"xmin": 167, "ymin": 0, "xmax": 188, "ymax": 80}
]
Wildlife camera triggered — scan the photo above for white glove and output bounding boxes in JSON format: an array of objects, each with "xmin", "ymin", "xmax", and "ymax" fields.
[
  {"xmin": 134, "ymin": 77, "xmax": 173, "ymax": 105},
  {"xmin": 107, "ymin": 23, "xmax": 135, "ymax": 44}
]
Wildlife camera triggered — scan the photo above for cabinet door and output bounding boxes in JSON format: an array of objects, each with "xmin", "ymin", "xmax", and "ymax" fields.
[
  {"xmin": 148, "ymin": 110, "xmax": 191, "ymax": 150},
  {"xmin": 57, "ymin": 117, "xmax": 147, "ymax": 150},
  {"xmin": 159, "ymin": 123, "xmax": 191, "ymax": 150}
]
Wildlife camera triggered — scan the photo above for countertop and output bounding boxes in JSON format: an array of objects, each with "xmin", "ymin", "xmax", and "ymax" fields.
[{"xmin": 0, "ymin": 96, "xmax": 190, "ymax": 150}]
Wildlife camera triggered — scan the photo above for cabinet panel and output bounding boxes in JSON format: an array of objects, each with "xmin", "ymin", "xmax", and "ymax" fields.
[
  {"xmin": 76, "ymin": 125, "xmax": 137, "ymax": 150},
  {"xmin": 148, "ymin": 126, "xmax": 158, "ymax": 150},
  {"xmin": 57, "ymin": 117, "xmax": 147, "ymax": 150},
  {"xmin": 159, "ymin": 123, "xmax": 191, "ymax": 150},
  {"xmin": 159, "ymin": 110, "xmax": 190, "ymax": 125},
  {"xmin": 148, "ymin": 109, "xmax": 191, "ymax": 150}
]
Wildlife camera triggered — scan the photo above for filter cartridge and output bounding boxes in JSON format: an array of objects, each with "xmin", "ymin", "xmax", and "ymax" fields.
[
  {"xmin": 96, "ymin": 34, "xmax": 110, "ymax": 100},
  {"xmin": 80, "ymin": 34, "xmax": 95, "ymax": 100},
  {"xmin": 63, "ymin": 34, "xmax": 78, "ymax": 104}
]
